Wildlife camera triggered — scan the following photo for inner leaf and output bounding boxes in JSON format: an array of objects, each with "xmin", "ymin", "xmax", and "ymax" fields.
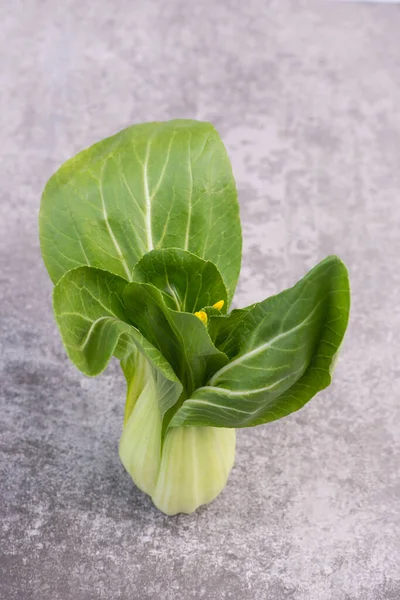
[{"xmin": 131, "ymin": 248, "xmax": 228, "ymax": 313}]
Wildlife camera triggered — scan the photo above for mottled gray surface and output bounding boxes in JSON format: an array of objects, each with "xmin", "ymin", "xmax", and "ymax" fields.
[{"xmin": 1, "ymin": 1, "xmax": 400, "ymax": 599}]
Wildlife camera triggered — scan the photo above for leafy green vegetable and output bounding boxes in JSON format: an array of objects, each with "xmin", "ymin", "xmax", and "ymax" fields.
[
  {"xmin": 39, "ymin": 120, "xmax": 241, "ymax": 302},
  {"xmin": 171, "ymin": 256, "xmax": 349, "ymax": 428},
  {"xmin": 40, "ymin": 119, "xmax": 350, "ymax": 515}
]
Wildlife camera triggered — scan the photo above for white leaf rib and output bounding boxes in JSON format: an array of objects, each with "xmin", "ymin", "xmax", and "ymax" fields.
[
  {"xmin": 59, "ymin": 311, "xmax": 93, "ymax": 323},
  {"xmin": 150, "ymin": 133, "xmax": 175, "ymax": 201},
  {"xmin": 184, "ymin": 134, "xmax": 193, "ymax": 251},
  {"xmin": 99, "ymin": 164, "xmax": 132, "ymax": 281},
  {"xmin": 143, "ymin": 141, "xmax": 154, "ymax": 250},
  {"xmin": 156, "ymin": 188, "xmax": 176, "ymax": 246},
  {"xmin": 79, "ymin": 316, "xmax": 113, "ymax": 349},
  {"xmin": 66, "ymin": 204, "xmax": 90, "ymax": 266},
  {"xmin": 185, "ymin": 399, "xmax": 250, "ymax": 415},
  {"xmin": 120, "ymin": 170, "xmax": 146, "ymax": 217},
  {"xmin": 165, "ymin": 274, "xmax": 182, "ymax": 311},
  {"xmin": 200, "ymin": 365, "xmax": 304, "ymax": 398}
]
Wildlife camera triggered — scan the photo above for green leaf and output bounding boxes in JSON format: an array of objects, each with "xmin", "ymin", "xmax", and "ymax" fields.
[
  {"xmin": 206, "ymin": 304, "xmax": 257, "ymax": 357},
  {"xmin": 39, "ymin": 119, "xmax": 242, "ymax": 302},
  {"xmin": 122, "ymin": 282, "xmax": 229, "ymax": 397},
  {"xmin": 53, "ymin": 267, "xmax": 182, "ymax": 418},
  {"xmin": 131, "ymin": 248, "xmax": 228, "ymax": 313},
  {"xmin": 170, "ymin": 256, "xmax": 350, "ymax": 428}
]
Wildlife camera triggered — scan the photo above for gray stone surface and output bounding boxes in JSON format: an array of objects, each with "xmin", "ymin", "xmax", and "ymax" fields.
[{"xmin": 1, "ymin": 1, "xmax": 400, "ymax": 599}]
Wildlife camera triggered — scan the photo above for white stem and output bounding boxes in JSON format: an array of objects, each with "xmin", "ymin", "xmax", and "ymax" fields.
[
  {"xmin": 152, "ymin": 425, "xmax": 236, "ymax": 516},
  {"xmin": 119, "ymin": 367, "xmax": 236, "ymax": 515}
]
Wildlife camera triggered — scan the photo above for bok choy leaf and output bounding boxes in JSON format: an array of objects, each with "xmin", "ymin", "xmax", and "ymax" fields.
[{"xmin": 40, "ymin": 119, "xmax": 350, "ymax": 515}]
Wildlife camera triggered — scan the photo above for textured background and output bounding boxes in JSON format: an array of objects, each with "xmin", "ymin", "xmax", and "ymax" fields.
[{"xmin": 1, "ymin": 1, "xmax": 400, "ymax": 599}]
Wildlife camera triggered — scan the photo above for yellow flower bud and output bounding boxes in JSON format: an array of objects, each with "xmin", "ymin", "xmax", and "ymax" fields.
[
  {"xmin": 194, "ymin": 310, "xmax": 208, "ymax": 324},
  {"xmin": 212, "ymin": 300, "xmax": 225, "ymax": 311}
]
